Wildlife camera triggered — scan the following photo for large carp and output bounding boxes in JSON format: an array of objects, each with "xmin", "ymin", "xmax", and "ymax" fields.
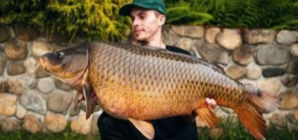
[{"xmin": 39, "ymin": 41, "xmax": 280, "ymax": 140}]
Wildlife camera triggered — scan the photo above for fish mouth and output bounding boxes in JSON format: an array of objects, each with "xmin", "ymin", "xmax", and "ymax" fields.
[{"xmin": 39, "ymin": 57, "xmax": 48, "ymax": 72}]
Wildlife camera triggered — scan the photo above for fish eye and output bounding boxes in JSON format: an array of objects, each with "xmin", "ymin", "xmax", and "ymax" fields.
[{"xmin": 55, "ymin": 52, "xmax": 64, "ymax": 59}]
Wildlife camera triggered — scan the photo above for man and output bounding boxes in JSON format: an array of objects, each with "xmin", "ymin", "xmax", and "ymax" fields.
[{"xmin": 97, "ymin": 0, "xmax": 217, "ymax": 139}]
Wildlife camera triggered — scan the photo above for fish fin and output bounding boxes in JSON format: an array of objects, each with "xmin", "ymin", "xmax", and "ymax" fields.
[
  {"xmin": 211, "ymin": 62, "xmax": 225, "ymax": 74},
  {"xmin": 234, "ymin": 102, "xmax": 267, "ymax": 140},
  {"xmin": 195, "ymin": 107, "xmax": 218, "ymax": 128},
  {"xmin": 83, "ymin": 83, "xmax": 96, "ymax": 120},
  {"xmin": 245, "ymin": 84, "xmax": 280, "ymax": 113},
  {"xmin": 128, "ymin": 118, "xmax": 155, "ymax": 140},
  {"xmin": 234, "ymin": 84, "xmax": 280, "ymax": 140}
]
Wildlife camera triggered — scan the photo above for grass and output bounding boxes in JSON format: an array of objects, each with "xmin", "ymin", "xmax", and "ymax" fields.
[{"xmin": 1, "ymin": 118, "xmax": 298, "ymax": 140}]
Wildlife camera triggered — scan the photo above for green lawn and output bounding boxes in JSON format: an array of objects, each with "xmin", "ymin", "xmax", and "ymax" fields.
[{"xmin": 1, "ymin": 119, "xmax": 297, "ymax": 140}]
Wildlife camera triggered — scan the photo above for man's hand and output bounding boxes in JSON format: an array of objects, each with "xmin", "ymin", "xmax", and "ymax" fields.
[{"xmin": 206, "ymin": 98, "xmax": 217, "ymax": 109}]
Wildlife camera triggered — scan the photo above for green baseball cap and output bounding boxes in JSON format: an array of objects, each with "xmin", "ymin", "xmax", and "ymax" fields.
[{"xmin": 119, "ymin": 0, "xmax": 167, "ymax": 16}]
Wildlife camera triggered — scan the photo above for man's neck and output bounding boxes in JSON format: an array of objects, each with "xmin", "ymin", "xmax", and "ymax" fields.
[{"xmin": 140, "ymin": 31, "xmax": 166, "ymax": 49}]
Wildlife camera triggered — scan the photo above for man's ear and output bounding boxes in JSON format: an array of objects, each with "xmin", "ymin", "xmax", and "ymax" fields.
[{"xmin": 159, "ymin": 14, "xmax": 166, "ymax": 26}]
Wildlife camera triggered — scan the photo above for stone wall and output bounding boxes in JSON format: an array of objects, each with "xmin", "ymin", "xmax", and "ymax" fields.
[{"xmin": 1, "ymin": 24, "xmax": 298, "ymax": 135}]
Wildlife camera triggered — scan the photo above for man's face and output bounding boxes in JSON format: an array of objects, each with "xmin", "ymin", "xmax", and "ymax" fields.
[{"xmin": 130, "ymin": 7, "xmax": 165, "ymax": 41}]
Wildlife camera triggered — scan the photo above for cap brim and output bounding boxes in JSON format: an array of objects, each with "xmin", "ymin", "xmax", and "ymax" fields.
[{"xmin": 119, "ymin": 3, "xmax": 155, "ymax": 16}]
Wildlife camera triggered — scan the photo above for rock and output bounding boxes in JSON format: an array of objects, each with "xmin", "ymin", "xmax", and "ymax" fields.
[
  {"xmin": 91, "ymin": 114, "xmax": 100, "ymax": 135},
  {"xmin": 225, "ymin": 65, "xmax": 246, "ymax": 80},
  {"xmin": 294, "ymin": 110, "xmax": 298, "ymax": 121},
  {"xmin": 79, "ymin": 102, "xmax": 87, "ymax": 112},
  {"xmin": 32, "ymin": 41, "xmax": 53, "ymax": 57},
  {"xmin": 24, "ymin": 57, "xmax": 39, "ymax": 73},
  {"xmin": 195, "ymin": 41, "xmax": 230, "ymax": 65},
  {"xmin": 44, "ymin": 114, "xmax": 67, "ymax": 133},
  {"xmin": 205, "ymin": 27, "xmax": 220, "ymax": 43},
  {"xmin": 244, "ymin": 29, "xmax": 276, "ymax": 44},
  {"xmin": 216, "ymin": 29, "xmax": 242, "ymax": 50},
  {"xmin": 20, "ymin": 90, "xmax": 47, "ymax": 115},
  {"xmin": 71, "ymin": 113, "xmax": 93, "ymax": 135},
  {"xmin": 162, "ymin": 31, "xmax": 180, "ymax": 46},
  {"xmin": 175, "ymin": 38, "xmax": 193, "ymax": 51},
  {"xmin": 246, "ymin": 66, "xmax": 262, "ymax": 80},
  {"xmin": 209, "ymin": 128, "xmax": 223, "ymax": 139},
  {"xmin": 13, "ymin": 75, "xmax": 37, "ymax": 89},
  {"xmin": 79, "ymin": 101, "xmax": 101, "ymax": 113},
  {"xmin": 232, "ymin": 44, "xmax": 255, "ymax": 65},
  {"xmin": 276, "ymin": 30, "xmax": 298, "ymax": 45},
  {"xmin": 196, "ymin": 116, "xmax": 206, "ymax": 128},
  {"xmin": 255, "ymin": 44, "xmax": 290, "ymax": 65},
  {"xmin": 8, "ymin": 80, "xmax": 23, "ymax": 94},
  {"xmin": 280, "ymin": 75, "xmax": 298, "ymax": 87},
  {"xmin": 278, "ymin": 90, "xmax": 298, "ymax": 110},
  {"xmin": 1, "ymin": 118, "xmax": 20, "ymax": 132},
  {"xmin": 271, "ymin": 113, "xmax": 287, "ymax": 127},
  {"xmin": 22, "ymin": 113, "xmax": 43, "ymax": 134},
  {"xmin": 0, "ymin": 26, "xmax": 9, "ymax": 43},
  {"xmin": 285, "ymin": 113, "xmax": 298, "ymax": 124},
  {"xmin": 7, "ymin": 61, "xmax": 26, "ymax": 76},
  {"xmin": 285, "ymin": 59, "xmax": 298, "ymax": 75},
  {"xmin": 239, "ymin": 79, "xmax": 257, "ymax": 86},
  {"xmin": 47, "ymin": 91, "xmax": 72, "ymax": 114},
  {"xmin": 262, "ymin": 67, "xmax": 286, "ymax": 78},
  {"xmin": 37, "ymin": 77, "xmax": 55, "ymax": 94},
  {"xmin": 14, "ymin": 25, "xmax": 39, "ymax": 42},
  {"xmin": 68, "ymin": 103, "xmax": 80, "ymax": 116},
  {"xmin": 0, "ymin": 80, "xmax": 23, "ymax": 95},
  {"xmin": 0, "ymin": 94, "xmax": 17, "ymax": 116},
  {"xmin": 54, "ymin": 79, "xmax": 72, "ymax": 91},
  {"xmin": 36, "ymin": 66, "xmax": 49, "ymax": 78},
  {"xmin": 257, "ymin": 78, "xmax": 281, "ymax": 93},
  {"xmin": 290, "ymin": 44, "xmax": 298, "ymax": 57},
  {"xmin": 0, "ymin": 55, "xmax": 7, "ymax": 75},
  {"xmin": 16, "ymin": 105, "xmax": 27, "ymax": 119},
  {"xmin": 4, "ymin": 39, "xmax": 28, "ymax": 60},
  {"xmin": 171, "ymin": 25, "xmax": 204, "ymax": 39}
]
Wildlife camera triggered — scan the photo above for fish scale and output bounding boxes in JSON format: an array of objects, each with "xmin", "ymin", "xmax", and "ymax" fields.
[{"xmin": 40, "ymin": 41, "xmax": 280, "ymax": 140}]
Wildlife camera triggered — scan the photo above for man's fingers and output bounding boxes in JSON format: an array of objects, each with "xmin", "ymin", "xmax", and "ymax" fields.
[{"xmin": 206, "ymin": 98, "xmax": 217, "ymax": 109}]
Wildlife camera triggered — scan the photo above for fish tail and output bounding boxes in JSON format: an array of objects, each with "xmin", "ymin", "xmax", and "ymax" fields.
[
  {"xmin": 233, "ymin": 84, "xmax": 280, "ymax": 140},
  {"xmin": 245, "ymin": 84, "xmax": 280, "ymax": 113}
]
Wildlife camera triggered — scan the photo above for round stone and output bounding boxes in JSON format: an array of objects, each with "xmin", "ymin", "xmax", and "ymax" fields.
[
  {"xmin": 216, "ymin": 29, "xmax": 242, "ymax": 50},
  {"xmin": 32, "ymin": 41, "xmax": 53, "ymax": 57},
  {"xmin": 45, "ymin": 114, "xmax": 67, "ymax": 133},
  {"xmin": 225, "ymin": 65, "xmax": 246, "ymax": 80},
  {"xmin": 24, "ymin": 57, "xmax": 39, "ymax": 73},
  {"xmin": 7, "ymin": 61, "xmax": 26, "ymax": 76},
  {"xmin": 246, "ymin": 66, "xmax": 262, "ymax": 80},
  {"xmin": 4, "ymin": 39, "xmax": 28, "ymax": 60},
  {"xmin": 257, "ymin": 78, "xmax": 281, "ymax": 93},
  {"xmin": 0, "ymin": 55, "xmax": 7, "ymax": 75},
  {"xmin": 290, "ymin": 44, "xmax": 298, "ymax": 57},
  {"xmin": 205, "ymin": 27, "xmax": 220, "ymax": 43},
  {"xmin": 37, "ymin": 77, "xmax": 55, "ymax": 93},
  {"xmin": 0, "ymin": 94, "xmax": 17, "ymax": 116}
]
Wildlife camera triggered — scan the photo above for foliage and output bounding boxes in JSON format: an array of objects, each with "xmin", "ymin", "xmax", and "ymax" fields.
[
  {"xmin": 165, "ymin": 0, "xmax": 298, "ymax": 30},
  {"xmin": 0, "ymin": 0, "xmax": 131, "ymax": 42}
]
